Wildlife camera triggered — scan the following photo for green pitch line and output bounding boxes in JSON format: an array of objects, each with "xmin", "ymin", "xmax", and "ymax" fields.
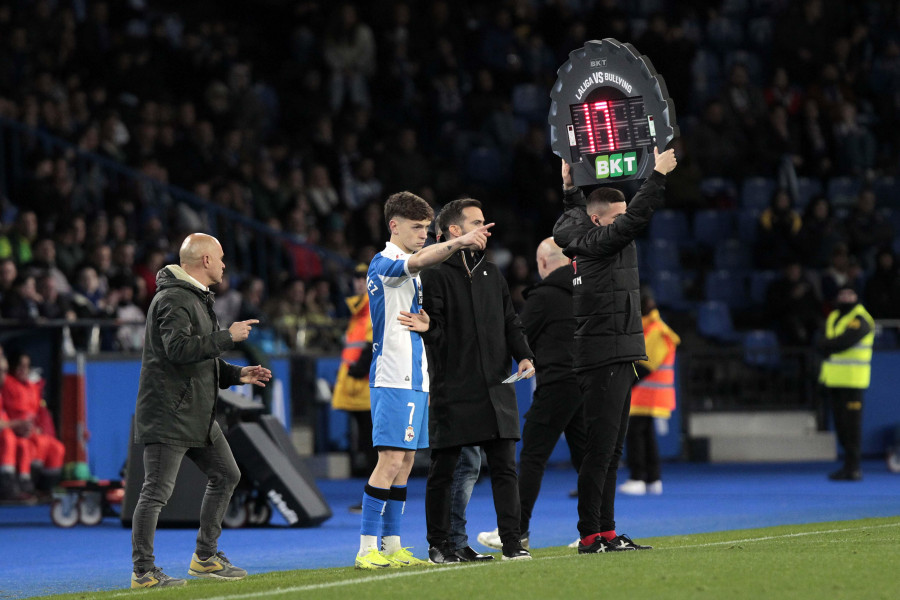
[{"xmin": 31, "ymin": 517, "xmax": 900, "ymax": 600}]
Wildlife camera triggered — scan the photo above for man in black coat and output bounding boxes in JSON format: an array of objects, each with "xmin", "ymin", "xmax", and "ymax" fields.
[
  {"xmin": 401, "ymin": 198, "xmax": 534, "ymax": 562},
  {"xmin": 131, "ymin": 233, "xmax": 271, "ymax": 588},
  {"xmin": 552, "ymin": 148, "xmax": 677, "ymax": 553},
  {"xmin": 477, "ymin": 237, "xmax": 587, "ymax": 551}
]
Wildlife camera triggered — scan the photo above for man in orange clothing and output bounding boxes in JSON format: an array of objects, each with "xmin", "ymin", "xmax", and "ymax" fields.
[
  {"xmin": 0, "ymin": 353, "xmax": 36, "ymax": 502},
  {"xmin": 332, "ymin": 263, "xmax": 376, "ymax": 486},
  {"xmin": 620, "ymin": 288, "xmax": 680, "ymax": 496},
  {"xmin": 0, "ymin": 352, "xmax": 65, "ymax": 494}
]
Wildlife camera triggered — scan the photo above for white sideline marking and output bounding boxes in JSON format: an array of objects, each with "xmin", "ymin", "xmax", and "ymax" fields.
[{"xmin": 111, "ymin": 522, "xmax": 900, "ymax": 599}]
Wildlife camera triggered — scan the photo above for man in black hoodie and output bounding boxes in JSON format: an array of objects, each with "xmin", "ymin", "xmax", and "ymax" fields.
[
  {"xmin": 131, "ymin": 233, "xmax": 271, "ymax": 588},
  {"xmin": 477, "ymin": 237, "xmax": 586, "ymax": 551},
  {"xmin": 552, "ymin": 148, "xmax": 676, "ymax": 553}
]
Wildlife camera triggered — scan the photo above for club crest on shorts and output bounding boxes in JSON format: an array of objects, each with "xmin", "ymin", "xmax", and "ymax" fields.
[{"xmin": 405, "ymin": 426, "xmax": 415, "ymax": 442}]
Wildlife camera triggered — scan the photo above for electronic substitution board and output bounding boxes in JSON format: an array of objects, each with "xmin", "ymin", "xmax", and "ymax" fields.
[{"xmin": 548, "ymin": 38, "xmax": 678, "ymax": 187}]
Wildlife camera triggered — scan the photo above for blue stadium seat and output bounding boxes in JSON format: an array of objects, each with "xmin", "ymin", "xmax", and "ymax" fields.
[
  {"xmin": 796, "ymin": 177, "xmax": 824, "ymax": 208},
  {"xmin": 697, "ymin": 301, "xmax": 741, "ymax": 343},
  {"xmin": 511, "ymin": 83, "xmax": 547, "ymax": 122},
  {"xmin": 741, "ymin": 177, "xmax": 776, "ymax": 211},
  {"xmin": 704, "ymin": 269, "xmax": 749, "ymax": 309},
  {"xmin": 743, "ymin": 329, "xmax": 781, "ymax": 368},
  {"xmin": 650, "ymin": 210, "xmax": 690, "ymax": 242},
  {"xmin": 465, "ymin": 147, "xmax": 504, "ymax": 186},
  {"xmin": 749, "ymin": 270, "xmax": 779, "ymax": 306},
  {"xmin": 874, "ymin": 327, "xmax": 898, "ymax": 350},
  {"xmin": 827, "ymin": 176, "xmax": 862, "ymax": 208},
  {"xmin": 714, "ymin": 239, "xmax": 753, "ymax": 270},
  {"xmin": 650, "ymin": 270, "xmax": 686, "ymax": 310},
  {"xmin": 873, "ymin": 176, "xmax": 900, "ymax": 210},
  {"xmin": 693, "ymin": 209, "xmax": 735, "ymax": 247},
  {"xmin": 646, "ymin": 239, "xmax": 681, "ymax": 272},
  {"xmin": 737, "ymin": 209, "xmax": 761, "ymax": 244},
  {"xmin": 699, "ymin": 177, "xmax": 739, "ymax": 207}
]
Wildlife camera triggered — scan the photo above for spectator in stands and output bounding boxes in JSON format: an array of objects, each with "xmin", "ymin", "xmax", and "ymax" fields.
[
  {"xmin": 0, "ymin": 352, "xmax": 65, "ymax": 494},
  {"xmin": 35, "ymin": 273, "xmax": 74, "ymax": 321},
  {"xmin": 755, "ymin": 189, "xmax": 802, "ymax": 269},
  {"xmin": 265, "ymin": 277, "xmax": 308, "ymax": 350},
  {"xmin": 107, "ymin": 274, "xmax": 145, "ymax": 352},
  {"xmin": 25, "ymin": 238, "xmax": 71, "ymax": 295},
  {"xmin": 721, "ymin": 63, "xmax": 768, "ymax": 140},
  {"xmin": 323, "ymin": 4, "xmax": 376, "ymax": 113},
  {"xmin": 797, "ymin": 196, "xmax": 845, "ymax": 270},
  {"xmin": 844, "ymin": 188, "xmax": 893, "ymax": 271},
  {"xmin": 0, "ymin": 275, "xmax": 42, "ymax": 322},
  {"xmin": 821, "ymin": 243, "xmax": 864, "ymax": 305},
  {"xmin": 832, "ymin": 101, "xmax": 876, "ymax": 178},
  {"xmin": 865, "ymin": 249, "xmax": 900, "ymax": 319},
  {"xmin": 134, "ymin": 248, "xmax": 166, "ymax": 302},
  {"xmin": 212, "ymin": 275, "xmax": 242, "ymax": 330},
  {"xmin": 764, "ymin": 67, "xmax": 804, "ymax": 116},
  {"xmin": 798, "ymin": 98, "xmax": 834, "ymax": 178},
  {"xmin": 765, "ymin": 259, "xmax": 822, "ymax": 346},
  {"xmin": 0, "ymin": 210, "xmax": 39, "ymax": 265},
  {"xmin": 689, "ymin": 100, "xmax": 747, "ymax": 178},
  {"xmin": 54, "ymin": 216, "xmax": 86, "ymax": 281},
  {"xmin": 306, "ymin": 164, "xmax": 341, "ymax": 220},
  {"xmin": 0, "ymin": 258, "xmax": 18, "ymax": 308}
]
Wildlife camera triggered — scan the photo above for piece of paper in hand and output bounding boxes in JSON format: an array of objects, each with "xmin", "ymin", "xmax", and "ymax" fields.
[{"xmin": 502, "ymin": 368, "xmax": 535, "ymax": 384}]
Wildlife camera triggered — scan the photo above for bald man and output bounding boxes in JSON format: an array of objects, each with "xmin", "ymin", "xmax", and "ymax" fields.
[
  {"xmin": 477, "ymin": 238, "xmax": 586, "ymax": 551},
  {"xmin": 131, "ymin": 233, "xmax": 271, "ymax": 589}
]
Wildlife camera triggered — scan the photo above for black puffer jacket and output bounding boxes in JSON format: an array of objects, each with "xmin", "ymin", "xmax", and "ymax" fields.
[
  {"xmin": 552, "ymin": 172, "xmax": 667, "ymax": 371},
  {"xmin": 134, "ymin": 266, "xmax": 243, "ymax": 447}
]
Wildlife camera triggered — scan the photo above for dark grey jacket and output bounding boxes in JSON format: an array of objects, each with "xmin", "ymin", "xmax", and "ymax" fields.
[
  {"xmin": 552, "ymin": 172, "xmax": 667, "ymax": 371},
  {"xmin": 420, "ymin": 251, "xmax": 533, "ymax": 448},
  {"xmin": 134, "ymin": 266, "xmax": 243, "ymax": 446}
]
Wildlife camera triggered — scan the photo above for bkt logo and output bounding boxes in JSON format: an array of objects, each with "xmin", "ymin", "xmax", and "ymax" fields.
[
  {"xmin": 595, "ymin": 152, "xmax": 637, "ymax": 179},
  {"xmin": 590, "ymin": 59, "xmax": 607, "ymax": 67}
]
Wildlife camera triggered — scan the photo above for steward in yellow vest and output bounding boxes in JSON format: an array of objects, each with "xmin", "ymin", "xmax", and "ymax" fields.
[
  {"xmin": 620, "ymin": 290, "xmax": 680, "ymax": 496},
  {"xmin": 817, "ymin": 286, "xmax": 873, "ymax": 481},
  {"xmin": 331, "ymin": 264, "xmax": 376, "ymax": 479}
]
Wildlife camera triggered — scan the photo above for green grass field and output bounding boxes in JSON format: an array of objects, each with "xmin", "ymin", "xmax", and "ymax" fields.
[{"xmin": 33, "ymin": 517, "xmax": 900, "ymax": 600}]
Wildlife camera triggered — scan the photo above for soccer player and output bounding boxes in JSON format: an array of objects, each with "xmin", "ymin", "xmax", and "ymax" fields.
[{"xmin": 355, "ymin": 191, "xmax": 492, "ymax": 569}]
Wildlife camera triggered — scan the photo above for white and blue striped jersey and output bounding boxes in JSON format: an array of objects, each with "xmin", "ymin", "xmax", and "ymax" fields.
[{"xmin": 367, "ymin": 242, "xmax": 429, "ymax": 391}]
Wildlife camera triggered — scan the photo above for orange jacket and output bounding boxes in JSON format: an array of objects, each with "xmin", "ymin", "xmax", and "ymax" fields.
[
  {"xmin": 332, "ymin": 294, "xmax": 373, "ymax": 411},
  {"xmin": 631, "ymin": 309, "xmax": 680, "ymax": 418}
]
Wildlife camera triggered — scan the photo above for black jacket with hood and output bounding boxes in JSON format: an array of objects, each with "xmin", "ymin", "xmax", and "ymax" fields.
[
  {"xmin": 134, "ymin": 265, "xmax": 243, "ymax": 447},
  {"xmin": 552, "ymin": 172, "xmax": 667, "ymax": 372},
  {"xmin": 420, "ymin": 250, "xmax": 533, "ymax": 448}
]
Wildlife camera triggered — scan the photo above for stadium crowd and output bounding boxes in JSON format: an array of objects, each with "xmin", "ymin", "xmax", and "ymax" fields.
[{"xmin": 0, "ymin": 0, "xmax": 898, "ymax": 353}]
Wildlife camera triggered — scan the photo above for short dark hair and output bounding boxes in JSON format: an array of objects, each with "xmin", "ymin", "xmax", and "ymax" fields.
[
  {"xmin": 586, "ymin": 187, "xmax": 626, "ymax": 216},
  {"xmin": 436, "ymin": 198, "xmax": 482, "ymax": 235},
  {"xmin": 384, "ymin": 191, "xmax": 434, "ymax": 228}
]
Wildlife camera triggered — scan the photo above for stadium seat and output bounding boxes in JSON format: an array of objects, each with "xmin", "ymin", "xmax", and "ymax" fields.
[
  {"xmin": 511, "ymin": 83, "xmax": 547, "ymax": 122},
  {"xmin": 646, "ymin": 239, "xmax": 681, "ymax": 272},
  {"xmin": 872, "ymin": 176, "xmax": 900, "ymax": 210},
  {"xmin": 714, "ymin": 239, "xmax": 753, "ymax": 271},
  {"xmin": 693, "ymin": 209, "xmax": 735, "ymax": 247},
  {"xmin": 749, "ymin": 270, "xmax": 779, "ymax": 306},
  {"xmin": 697, "ymin": 301, "xmax": 741, "ymax": 343},
  {"xmin": 699, "ymin": 177, "xmax": 739, "ymax": 208},
  {"xmin": 827, "ymin": 176, "xmax": 862, "ymax": 208},
  {"xmin": 874, "ymin": 327, "xmax": 898, "ymax": 350},
  {"xmin": 649, "ymin": 270, "xmax": 686, "ymax": 310},
  {"xmin": 741, "ymin": 177, "xmax": 776, "ymax": 211},
  {"xmin": 737, "ymin": 209, "xmax": 761, "ymax": 244},
  {"xmin": 465, "ymin": 147, "xmax": 504, "ymax": 186},
  {"xmin": 704, "ymin": 269, "xmax": 749, "ymax": 309},
  {"xmin": 743, "ymin": 329, "xmax": 781, "ymax": 368},
  {"xmin": 796, "ymin": 177, "xmax": 823, "ymax": 208},
  {"xmin": 649, "ymin": 210, "xmax": 690, "ymax": 242}
]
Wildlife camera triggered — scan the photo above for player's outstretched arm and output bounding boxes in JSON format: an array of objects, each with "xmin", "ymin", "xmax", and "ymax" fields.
[{"xmin": 407, "ymin": 223, "xmax": 494, "ymax": 274}]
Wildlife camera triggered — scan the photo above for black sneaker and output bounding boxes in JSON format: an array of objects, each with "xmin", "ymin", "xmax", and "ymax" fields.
[
  {"xmin": 577, "ymin": 536, "xmax": 611, "ymax": 554},
  {"xmin": 428, "ymin": 546, "xmax": 463, "ymax": 564},
  {"xmin": 829, "ymin": 468, "xmax": 862, "ymax": 481},
  {"xmin": 454, "ymin": 546, "xmax": 494, "ymax": 561},
  {"xmin": 608, "ymin": 534, "xmax": 652, "ymax": 550},
  {"xmin": 501, "ymin": 543, "xmax": 532, "ymax": 561}
]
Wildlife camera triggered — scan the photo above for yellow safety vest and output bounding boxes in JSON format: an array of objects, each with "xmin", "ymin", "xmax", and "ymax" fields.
[{"xmin": 820, "ymin": 304, "xmax": 874, "ymax": 389}]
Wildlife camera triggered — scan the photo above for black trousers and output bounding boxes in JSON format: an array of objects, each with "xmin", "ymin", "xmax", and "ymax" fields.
[
  {"xmin": 518, "ymin": 398, "xmax": 586, "ymax": 535},
  {"xmin": 830, "ymin": 387, "xmax": 864, "ymax": 471},
  {"xmin": 426, "ymin": 438, "xmax": 521, "ymax": 549},
  {"xmin": 625, "ymin": 415, "xmax": 661, "ymax": 482},
  {"xmin": 347, "ymin": 410, "xmax": 377, "ymax": 477},
  {"xmin": 575, "ymin": 361, "xmax": 635, "ymax": 537}
]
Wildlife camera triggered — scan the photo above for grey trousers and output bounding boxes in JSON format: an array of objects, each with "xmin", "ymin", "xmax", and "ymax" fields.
[{"xmin": 131, "ymin": 432, "xmax": 241, "ymax": 573}]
